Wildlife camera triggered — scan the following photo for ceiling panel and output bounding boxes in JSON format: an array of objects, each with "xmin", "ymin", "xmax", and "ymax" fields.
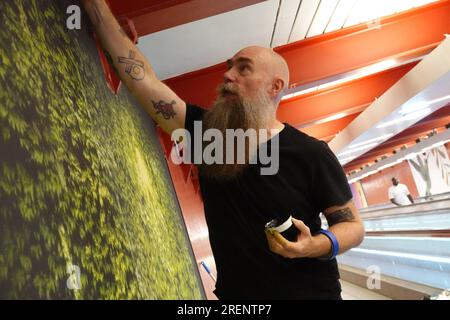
[
  {"xmin": 137, "ymin": 0, "xmax": 278, "ymax": 80},
  {"xmin": 271, "ymin": 0, "xmax": 301, "ymax": 48},
  {"xmin": 327, "ymin": 0, "xmax": 439, "ymax": 35},
  {"xmin": 343, "ymin": 0, "xmax": 381, "ymax": 27},
  {"xmin": 136, "ymin": 0, "xmax": 440, "ymax": 80},
  {"xmin": 376, "ymin": 0, "xmax": 403, "ymax": 17},
  {"xmin": 396, "ymin": 0, "xmax": 419, "ymax": 12},
  {"xmin": 306, "ymin": 0, "xmax": 340, "ymax": 37},
  {"xmin": 324, "ymin": 0, "xmax": 358, "ymax": 33},
  {"xmin": 289, "ymin": 0, "xmax": 321, "ymax": 42}
]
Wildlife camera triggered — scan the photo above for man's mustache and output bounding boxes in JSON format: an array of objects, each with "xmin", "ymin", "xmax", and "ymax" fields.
[{"xmin": 218, "ymin": 83, "xmax": 240, "ymax": 97}]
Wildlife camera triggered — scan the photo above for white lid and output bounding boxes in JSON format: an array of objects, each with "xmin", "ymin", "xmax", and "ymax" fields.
[{"xmin": 266, "ymin": 215, "xmax": 293, "ymax": 233}]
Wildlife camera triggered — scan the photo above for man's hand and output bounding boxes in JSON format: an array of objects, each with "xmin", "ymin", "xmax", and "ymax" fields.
[
  {"xmin": 265, "ymin": 218, "xmax": 327, "ymax": 259},
  {"xmin": 265, "ymin": 201, "xmax": 364, "ymax": 259}
]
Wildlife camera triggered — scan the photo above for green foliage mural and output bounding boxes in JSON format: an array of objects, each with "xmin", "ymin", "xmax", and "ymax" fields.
[{"xmin": 0, "ymin": 0, "xmax": 204, "ymax": 299}]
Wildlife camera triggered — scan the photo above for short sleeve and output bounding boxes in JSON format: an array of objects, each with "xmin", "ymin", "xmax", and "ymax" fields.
[
  {"xmin": 311, "ymin": 141, "xmax": 353, "ymax": 212},
  {"xmin": 402, "ymin": 184, "xmax": 410, "ymax": 195},
  {"xmin": 388, "ymin": 187, "xmax": 394, "ymax": 199}
]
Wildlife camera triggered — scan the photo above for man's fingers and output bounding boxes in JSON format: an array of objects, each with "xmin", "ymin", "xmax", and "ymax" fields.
[
  {"xmin": 265, "ymin": 221, "xmax": 312, "ymax": 259},
  {"xmin": 267, "ymin": 227, "xmax": 298, "ymax": 249},
  {"xmin": 272, "ymin": 231, "xmax": 299, "ymax": 255},
  {"xmin": 265, "ymin": 230, "xmax": 303, "ymax": 259},
  {"xmin": 265, "ymin": 230, "xmax": 284, "ymax": 253},
  {"xmin": 272, "ymin": 231, "xmax": 290, "ymax": 247},
  {"xmin": 292, "ymin": 218, "xmax": 310, "ymax": 235}
]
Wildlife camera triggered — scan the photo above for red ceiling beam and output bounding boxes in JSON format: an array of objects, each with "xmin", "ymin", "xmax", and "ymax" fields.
[
  {"xmin": 277, "ymin": 62, "xmax": 417, "ymax": 127},
  {"xmin": 108, "ymin": 0, "xmax": 265, "ymax": 36},
  {"xmin": 301, "ymin": 113, "xmax": 360, "ymax": 141},
  {"xmin": 163, "ymin": 1, "xmax": 450, "ymax": 107}
]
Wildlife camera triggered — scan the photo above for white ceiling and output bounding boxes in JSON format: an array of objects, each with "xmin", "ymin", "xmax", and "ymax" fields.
[
  {"xmin": 137, "ymin": 0, "xmax": 278, "ymax": 80},
  {"xmin": 138, "ymin": 0, "xmax": 438, "ymax": 81}
]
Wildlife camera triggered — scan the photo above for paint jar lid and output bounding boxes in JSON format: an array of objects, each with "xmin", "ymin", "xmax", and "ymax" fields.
[{"xmin": 265, "ymin": 215, "xmax": 293, "ymax": 233}]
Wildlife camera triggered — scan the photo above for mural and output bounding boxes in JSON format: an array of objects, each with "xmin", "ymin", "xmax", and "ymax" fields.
[
  {"xmin": 349, "ymin": 181, "xmax": 368, "ymax": 209},
  {"xmin": 408, "ymin": 145, "xmax": 450, "ymax": 197},
  {"xmin": 0, "ymin": 0, "xmax": 204, "ymax": 299}
]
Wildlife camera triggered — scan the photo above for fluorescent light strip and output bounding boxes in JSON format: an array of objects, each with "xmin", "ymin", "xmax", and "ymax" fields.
[
  {"xmin": 376, "ymin": 108, "xmax": 432, "ymax": 129},
  {"xmin": 376, "ymin": 94, "xmax": 450, "ymax": 129},
  {"xmin": 282, "ymin": 59, "xmax": 398, "ymax": 101},
  {"xmin": 338, "ymin": 142, "xmax": 379, "ymax": 157},
  {"xmin": 364, "ymin": 236, "xmax": 450, "ymax": 242},
  {"xmin": 349, "ymin": 133, "xmax": 394, "ymax": 149},
  {"xmin": 350, "ymin": 248, "xmax": 450, "ymax": 264},
  {"xmin": 321, "ymin": 112, "xmax": 348, "ymax": 123},
  {"xmin": 339, "ymin": 157, "xmax": 355, "ymax": 164},
  {"xmin": 400, "ymin": 94, "xmax": 450, "ymax": 115}
]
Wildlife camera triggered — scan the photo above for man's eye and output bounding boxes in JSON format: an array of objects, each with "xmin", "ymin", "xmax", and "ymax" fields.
[{"xmin": 239, "ymin": 65, "xmax": 250, "ymax": 72}]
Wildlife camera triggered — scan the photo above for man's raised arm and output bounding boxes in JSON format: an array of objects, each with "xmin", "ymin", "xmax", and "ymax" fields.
[{"xmin": 82, "ymin": 0, "xmax": 186, "ymax": 135}]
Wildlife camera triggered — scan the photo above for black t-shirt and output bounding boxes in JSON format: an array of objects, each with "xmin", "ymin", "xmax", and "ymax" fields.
[{"xmin": 184, "ymin": 104, "xmax": 352, "ymax": 299}]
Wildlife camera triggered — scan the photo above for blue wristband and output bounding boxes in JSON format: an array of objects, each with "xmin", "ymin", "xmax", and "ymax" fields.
[{"xmin": 318, "ymin": 229, "xmax": 339, "ymax": 260}]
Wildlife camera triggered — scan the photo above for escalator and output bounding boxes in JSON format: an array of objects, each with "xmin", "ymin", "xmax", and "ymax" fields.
[{"xmin": 327, "ymin": 193, "xmax": 450, "ymax": 299}]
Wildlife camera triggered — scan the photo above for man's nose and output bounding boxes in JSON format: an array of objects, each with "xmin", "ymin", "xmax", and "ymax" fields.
[{"xmin": 223, "ymin": 69, "xmax": 235, "ymax": 84}]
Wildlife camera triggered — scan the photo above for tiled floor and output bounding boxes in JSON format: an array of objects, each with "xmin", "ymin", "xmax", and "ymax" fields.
[{"xmin": 340, "ymin": 280, "xmax": 391, "ymax": 300}]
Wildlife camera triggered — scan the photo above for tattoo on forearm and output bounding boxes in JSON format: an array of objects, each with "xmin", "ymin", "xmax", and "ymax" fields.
[
  {"xmin": 326, "ymin": 207, "xmax": 355, "ymax": 226},
  {"xmin": 118, "ymin": 50, "xmax": 145, "ymax": 80},
  {"xmin": 152, "ymin": 100, "xmax": 177, "ymax": 120}
]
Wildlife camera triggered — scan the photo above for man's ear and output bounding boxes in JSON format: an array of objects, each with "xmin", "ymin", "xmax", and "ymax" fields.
[{"xmin": 270, "ymin": 77, "xmax": 285, "ymax": 99}]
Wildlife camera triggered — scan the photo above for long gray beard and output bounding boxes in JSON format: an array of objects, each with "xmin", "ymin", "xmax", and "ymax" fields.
[{"xmin": 200, "ymin": 84, "xmax": 273, "ymax": 181}]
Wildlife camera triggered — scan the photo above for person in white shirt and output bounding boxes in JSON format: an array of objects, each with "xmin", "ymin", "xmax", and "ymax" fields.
[{"xmin": 388, "ymin": 177, "xmax": 414, "ymax": 206}]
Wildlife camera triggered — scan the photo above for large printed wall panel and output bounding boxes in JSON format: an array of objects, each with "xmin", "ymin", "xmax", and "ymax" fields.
[
  {"xmin": 0, "ymin": 0, "xmax": 203, "ymax": 299},
  {"xmin": 408, "ymin": 145, "xmax": 450, "ymax": 197}
]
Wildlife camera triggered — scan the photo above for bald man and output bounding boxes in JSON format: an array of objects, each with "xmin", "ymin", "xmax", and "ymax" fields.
[{"xmin": 84, "ymin": 0, "xmax": 365, "ymax": 300}]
